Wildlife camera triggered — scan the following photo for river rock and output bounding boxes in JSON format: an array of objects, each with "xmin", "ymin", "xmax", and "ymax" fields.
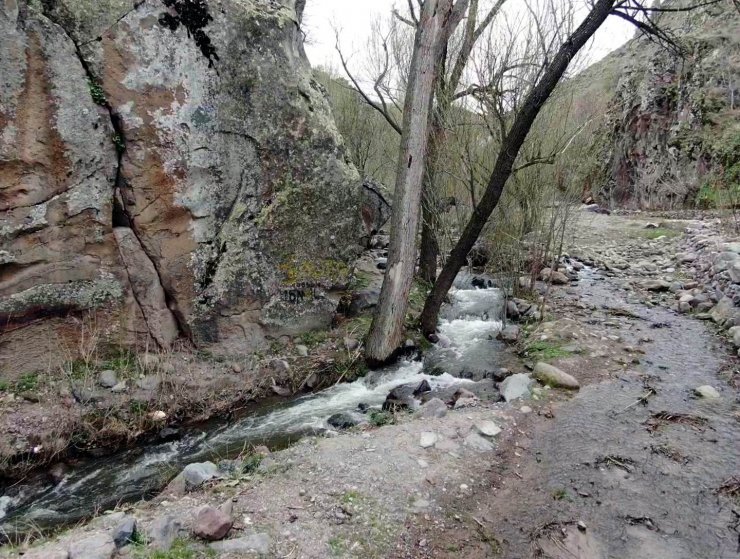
[
  {"xmin": 643, "ymin": 280, "xmax": 671, "ymax": 292},
  {"xmin": 68, "ymin": 533, "xmax": 116, "ymax": 559},
  {"xmin": 474, "ymin": 420, "xmax": 502, "ymax": 438},
  {"xmin": 209, "ymin": 533, "xmax": 272, "ymax": 555},
  {"xmin": 112, "ymin": 515, "xmax": 137, "ymax": 548},
  {"xmin": 414, "ymin": 398, "xmax": 448, "ymax": 419},
  {"xmin": 182, "ymin": 461, "xmax": 219, "ymax": 490},
  {"xmin": 146, "ymin": 515, "xmax": 184, "ymax": 551},
  {"xmin": 464, "ymin": 432, "xmax": 494, "ymax": 452},
  {"xmin": 500, "ymin": 373, "xmax": 534, "ymax": 402},
  {"xmin": 97, "ymin": 370, "xmax": 118, "ymax": 389},
  {"xmin": 497, "ymin": 325, "xmax": 520, "ymax": 344},
  {"xmin": 711, "ymin": 296, "xmax": 740, "ymax": 327},
  {"xmin": 695, "ymin": 385, "xmax": 720, "ymax": 399},
  {"xmin": 193, "ymin": 506, "xmax": 233, "ymax": 541},
  {"xmin": 420, "ymin": 432, "xmax": 439, "ymax": 449},
  {"xmin": 533, "ymin": 362, "xmax": 580, "ymax": 389},
  {"xmin": 328, "ymin": 412, "xmax": 361, "ymax": 430},
  {"xmin": 0, "ymin": 496, "xmax": 12, "ymax": 520}
]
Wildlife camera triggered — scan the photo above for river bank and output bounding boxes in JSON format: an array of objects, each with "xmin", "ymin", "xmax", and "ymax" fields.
[{"xmin": 3, "ymin": 209, "xmax": 739, "ymax": 558}]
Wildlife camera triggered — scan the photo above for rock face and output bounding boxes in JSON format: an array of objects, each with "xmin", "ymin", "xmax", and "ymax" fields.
[
  {"xmin": 596, "ymin": 1, "xmax": 740, "ymax": 208},
  {"xmin": 557, "ymin": 0, "xmax": 739, "ymax": 210},
  {"xmin": 0, "ymin": 0, "xmax": 365, "ymax": 373}
]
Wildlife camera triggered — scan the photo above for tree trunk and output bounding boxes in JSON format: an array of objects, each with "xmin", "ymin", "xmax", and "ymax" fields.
[
  {"xmin": 418, "ymin": 114, "xmax": 445, "ymax": 284},
  {"xmin": 419, "ymin": 190, "xmax": 440, "ymax": 283},
  {"xmin": 420, "ymin": 0, "xmax": 616, "ymax": 336},
  {"xmin": 365, "ymin": 0, "xmax": 468, "ymax": 366}
]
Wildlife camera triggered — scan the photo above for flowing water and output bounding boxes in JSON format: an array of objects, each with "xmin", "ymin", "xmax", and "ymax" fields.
[{"xmin": 0, "ymin": 274, "xmax": 504, "ymax": 536}]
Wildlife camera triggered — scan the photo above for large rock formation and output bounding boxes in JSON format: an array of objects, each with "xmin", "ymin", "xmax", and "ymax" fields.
[
  {"xmin": 0, "ymin": 0, "xmax": 366, "ymax": 374},
  {"xmin": 555, "ymin": 0, "xmax": 739, "ymax": 209},
  {"xmin": 597, "ymin": 0, "xmax": 739, "ymax": 208}
]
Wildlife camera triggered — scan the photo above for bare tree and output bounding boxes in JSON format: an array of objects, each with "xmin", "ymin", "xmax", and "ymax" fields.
[
  {"xmin": 364, "ymin": 0, "xmax": 469, "ymax": 365},
  {"xmin": 420, "ymin": 0, "xmax": 733, "ymax": 337}
]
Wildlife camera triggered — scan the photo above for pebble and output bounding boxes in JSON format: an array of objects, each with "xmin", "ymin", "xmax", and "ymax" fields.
[{"xmin": 419, "ymin": 432, "xmax": 439, "ymax": 449}]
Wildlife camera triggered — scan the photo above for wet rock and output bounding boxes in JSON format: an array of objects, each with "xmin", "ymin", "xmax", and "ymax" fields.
[
  {"xmin": 383, "ymin": 385, "xmax": 416, "ymax": 411},
  {"xmin": 413, "ymin": 379, "xmax": 432, "ymax": 396},
  {"xmin": 0, "ymin": 496, "xmax": 12, "ymax": 520},
  {"xmin": 420, "ymin": 432, "xmax": 439, "ymax": 448},
  {"xmin": 497, "ymin": 325, "xmax": 520, "ymax": 343},
  {"xmin": 68, "ymin": 533, "xmax": 115, "ymax": 559},
  {"xmin": 533, "ymin": 362, "xmax": 580, "ymax": 390},
  {"xmin": 112, "ymin": 515, "xmax": 137, "ymax": 548},
  {"xmin": 193, "ymin": 506, "xmax": 233, "ymax": 541},
  {"xmin": 414, "ymin": 398, "xmax": 448, "ymax": 419},
  {"xmin": 209, "ymin": 533, "xmax": 272, "ymax": 555},
  {"xmin": 464, "ymin": 432, "xmax": 494, "ymax": 452},
  {"xmin": 181, "ymin": 461, "xmax": 219, "ymax": 490},
  {"xmin": 695, "ymin": 385, "xmax": 720, "ymax": 399},
  {"xmin": 327, "ymin": 412, "xmax": 361, "ymax": 430},
  {"xmin": 474, "ymin": 420, "xmax": 501, "ymax": 438},
  {"xmin": 98, "ymin": 370, "xmax": 118, "ymax": 389},
  {"xmin": 48, "ymin": 462, "xmax": 68, "ymax": 484},
  {"xmin": 500, "ymin": 373, "xmax": 533, "ymax": 402}
]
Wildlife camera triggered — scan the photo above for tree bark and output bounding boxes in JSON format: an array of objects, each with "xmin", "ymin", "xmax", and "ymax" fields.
[
  {"xmin": 420, "ymin": 0, "xmax": 616, "ymax": 336},
  {"xmin": 365, "ymin": 0, "xmax": 468, "ymax": 366},
  {"xmin": 418, "ymin": 114, "xmax": 444, "ymax": 283}
]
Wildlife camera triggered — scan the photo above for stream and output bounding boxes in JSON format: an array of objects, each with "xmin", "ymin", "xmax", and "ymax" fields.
[{"xmin": 0, "ymin": 273, "xmax": 505, "ymax": 537}]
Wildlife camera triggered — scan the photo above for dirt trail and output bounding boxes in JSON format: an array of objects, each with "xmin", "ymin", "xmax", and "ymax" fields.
[{"xmin": 393, "ymin": 213, "xmax": 740, "ymax": 559}]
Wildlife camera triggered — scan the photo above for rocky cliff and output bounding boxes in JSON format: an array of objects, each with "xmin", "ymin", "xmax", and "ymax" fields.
[
  {"xmin": 566, "ymin": 0, "xmax": 739, "ymax": 208},
  {"xmin": 0, "ymin": 0, "xmax": 367, "ymax": 375}
]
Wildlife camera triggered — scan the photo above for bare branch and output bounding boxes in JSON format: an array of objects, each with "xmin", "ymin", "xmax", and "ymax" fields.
[{"xmin": 334, "ymin": 30, "xmax": 402, "ymax": 135}]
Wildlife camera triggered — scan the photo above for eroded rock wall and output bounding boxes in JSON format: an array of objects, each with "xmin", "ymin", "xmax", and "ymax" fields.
[
  {"xmin": 595, "ymin": 0, "xmax": 739, "ymax": 208},
  {"xmin": 0, "ymin": 0, "xmax": 365, "ymax": 373}
]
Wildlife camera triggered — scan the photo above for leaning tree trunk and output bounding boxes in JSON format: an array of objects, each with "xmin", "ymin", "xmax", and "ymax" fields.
[
  {"xmin": 365, "ymin": 0, "xmax": 468, "ymax": 366},
  {"xmin": 420, "ymin": 0, "xmax": 616, "ymax": 336}
]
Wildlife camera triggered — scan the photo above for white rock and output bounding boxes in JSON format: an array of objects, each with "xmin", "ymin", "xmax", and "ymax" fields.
[
  {"xmin": 419, "ymin": 432, "xmax": 439, "ymax": 449},
  {"xmin": 474, "ymin": 420, "xmax": 501, "ymax": 438},
  {"xmin": 695, "ymin": 385, "xmax": 720, "ymax": 399},
  {"xmin": 500, "ymin": 373, "xmax": 533, "ymax": 402}
]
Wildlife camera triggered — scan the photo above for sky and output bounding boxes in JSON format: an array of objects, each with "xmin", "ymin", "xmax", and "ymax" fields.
[{"xmin": 302, "ymin": 0, "xmax": 636, "ymax": 74}]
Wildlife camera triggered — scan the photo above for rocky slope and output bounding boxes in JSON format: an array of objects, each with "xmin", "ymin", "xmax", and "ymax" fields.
[
  {"xmin": 0, "ymin": 0, "xmax": 370, "ymax": 376},
  {"xmin": 563, "ymin": 0, "xmax": 739, "ymax": 209}
]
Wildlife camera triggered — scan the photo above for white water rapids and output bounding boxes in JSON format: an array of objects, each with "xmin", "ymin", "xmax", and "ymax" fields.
[{"xmin": 1, "ymin": 276, "xmax": 504, "ymax": 533}]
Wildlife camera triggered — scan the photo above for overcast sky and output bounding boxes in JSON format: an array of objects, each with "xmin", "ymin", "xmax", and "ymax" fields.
[{"xmin": 303, "ymin": 0, "xmax": 635, "ymax": 73}]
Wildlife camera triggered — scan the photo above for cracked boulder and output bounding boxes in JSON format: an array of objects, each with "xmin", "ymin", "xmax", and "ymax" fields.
[{"xmin": 1, "ymin": 0, "xmax": 366, "ymax": 371}]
